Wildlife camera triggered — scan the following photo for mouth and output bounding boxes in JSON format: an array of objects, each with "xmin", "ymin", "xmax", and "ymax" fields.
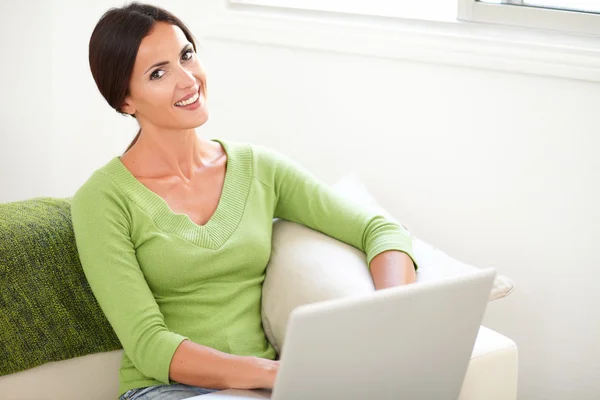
[{"xmin": 174, "ymin": 87, "xmax": 201, "ymax": 108}]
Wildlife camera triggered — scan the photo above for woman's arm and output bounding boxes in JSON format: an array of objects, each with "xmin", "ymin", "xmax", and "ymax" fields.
[
  {"xmin": 169, "ymin": 340, "xmax": 279, "ymax": 389},
  {"xmin": 255, "ymin": 145, "xmax": 418, "ymax": 285},
  {"xmin": 71, "ymin": 175, "xmax": 277, "ymax": 389},
  {"xmin": 370, "ymin": 250, "xmax": 416, "ymax": 290}
]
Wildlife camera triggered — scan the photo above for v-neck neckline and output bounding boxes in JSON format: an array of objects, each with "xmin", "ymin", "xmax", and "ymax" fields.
[{"xmin": 104, "ymin": 138, "xmax": 253, "ymax": 249}]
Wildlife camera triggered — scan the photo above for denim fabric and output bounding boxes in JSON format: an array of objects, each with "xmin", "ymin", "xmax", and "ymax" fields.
[{"xmin": 120, "ymin": 383, "xmax": 219, "ymax": 400}]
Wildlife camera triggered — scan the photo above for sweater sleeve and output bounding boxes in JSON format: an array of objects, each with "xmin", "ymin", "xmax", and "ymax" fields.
[
  {"xmin": 70, "ymin": 174, "xmax": 188, "ymax": 383},
  {"xmin": 257, "ymin": 146, "xmax": 418, "ymax": 271}
]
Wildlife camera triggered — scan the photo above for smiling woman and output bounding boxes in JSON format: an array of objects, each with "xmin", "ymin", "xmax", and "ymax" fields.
[
  {"xmin": 88, "ymin": 3, "xmax": 208, "ymax": 154},
  {"xmin": 75, "ymin": 2, "xmax": 417, "ymax": 400}
]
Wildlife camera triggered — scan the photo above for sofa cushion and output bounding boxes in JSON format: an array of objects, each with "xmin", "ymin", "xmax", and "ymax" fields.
[
  {"xmin": 0, "ymin": 197, "xmax": 122, "ymax": 377},
  {"xmin": 331, "ymin": 174, "xmax": 515, "ymax": 301},
  {"xmin": 261, "ymin": 173, "xmax": 515, "ymax": 354}
]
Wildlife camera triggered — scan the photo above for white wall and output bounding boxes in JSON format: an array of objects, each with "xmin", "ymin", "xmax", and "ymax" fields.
[{"xmin": 2, "ymin": 1, "xmax": 599, "ymax": 399}]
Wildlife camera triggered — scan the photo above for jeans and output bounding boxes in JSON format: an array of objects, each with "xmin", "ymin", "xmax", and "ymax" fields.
[{"xmin": 119, "ymin": 383, "xmax": 219, "ymax": 400}]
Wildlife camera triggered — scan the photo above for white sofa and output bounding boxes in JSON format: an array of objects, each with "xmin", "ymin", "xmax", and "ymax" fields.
[
  {"xmin": 0, "ymin": 234, "xmax": 519, "ymax": 400},
  {"xmin": 0, "ymin": 324, "xmax": 517, "ymax": 400},
  {"xmin": 0, "ymin": 175, "xmax": 518, "ymax": 400}
]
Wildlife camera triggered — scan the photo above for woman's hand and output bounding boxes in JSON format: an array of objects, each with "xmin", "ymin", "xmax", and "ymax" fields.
[
  {"xmin": 233, "ymin": 356, "xmax": 280, "ymax": 389},
  {"xmin": 253, "ymin": 357, "xmax": 280, "ymax": 389}
]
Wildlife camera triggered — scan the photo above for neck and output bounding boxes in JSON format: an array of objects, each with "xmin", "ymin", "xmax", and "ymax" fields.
[{"xmin": 123, "ymin": 127, "xmax": 216, "ymax": 182}]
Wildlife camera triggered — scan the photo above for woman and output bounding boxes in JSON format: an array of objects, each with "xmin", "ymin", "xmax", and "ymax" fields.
[{"xmin": 72, "ymin": 2, "xmax": 417, "ymax": 400}]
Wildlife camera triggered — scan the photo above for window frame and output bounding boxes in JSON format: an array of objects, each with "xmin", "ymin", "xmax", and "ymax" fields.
[
  {"xmin": 228, "ymin": 0, "xmax": 457, "ymax": 22},
  {"xmin": 457, "ymin": 0, "xmax": 600, "ymax": 36},
  {"xmin": 216, "ymin": 0, "xmax": 600, "ymax": 83}
]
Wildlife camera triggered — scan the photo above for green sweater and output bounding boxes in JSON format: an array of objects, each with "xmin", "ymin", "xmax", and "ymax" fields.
[{"xmin": 71, "ymin": 138, "xmax": 416, "ymax": 397}]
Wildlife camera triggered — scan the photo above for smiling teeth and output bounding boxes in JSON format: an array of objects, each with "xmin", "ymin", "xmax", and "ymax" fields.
[{"xmin": 175, "ymin": 91, "xmax": 199, "ymax": 106}]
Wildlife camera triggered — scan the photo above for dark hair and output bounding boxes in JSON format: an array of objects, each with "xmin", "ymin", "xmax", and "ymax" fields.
[{"xmin": 88, "ymin": 2, "xmax": 198, "ymax": 153}]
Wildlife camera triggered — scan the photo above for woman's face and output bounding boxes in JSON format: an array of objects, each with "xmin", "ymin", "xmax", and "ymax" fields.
[{"xmin": 122, "ymin": 22, "xmax": 208, "ymax": 130}]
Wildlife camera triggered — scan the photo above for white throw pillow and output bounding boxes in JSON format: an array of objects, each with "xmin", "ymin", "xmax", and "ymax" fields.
[{"xmin": 261, "ymin": 173, "xmax": 515, "ymax": 354}]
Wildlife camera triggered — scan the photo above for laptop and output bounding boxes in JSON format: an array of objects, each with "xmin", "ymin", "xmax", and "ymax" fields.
[{"xmin": 196, "ymin": 267, "xmax": 497, "ymax": 400}]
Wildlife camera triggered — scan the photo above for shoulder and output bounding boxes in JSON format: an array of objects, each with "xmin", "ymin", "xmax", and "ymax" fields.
[
  {"xmin": 245, "ymin": 142, "xmax": 298, "ymax": 170},
  {"xmin": 218, "ymin": 139, "xmax": 311, "ymax": 179},
  {"xmin": 246, "ymin": 142, "xmax": 319, "ymax": 190},
  {"xmin": 216, "ymin": 140, "xmax": 283, "ymax": 189},
  {"xmin": 215, "ymin": 139, "xmax": 282, "ymax": 172},
  {"xmin": 71, "ymin": 158, "xmax": 128, "ymax": 216}
]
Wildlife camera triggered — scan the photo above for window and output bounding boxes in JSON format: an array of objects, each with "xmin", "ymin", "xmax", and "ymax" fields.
[
  {"xmin": 458, "ymin": 0, "xmax": 600, "ymax": 35},
  {"xmin": 232, "ymin": 0, "xmax": 600, "ymax": 36},
  {"xmin": 479, "ymin": 0, "xmax": 600, "ymax": 14}
]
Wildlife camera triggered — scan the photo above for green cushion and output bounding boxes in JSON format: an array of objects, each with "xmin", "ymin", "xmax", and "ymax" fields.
[{"xmin": 0, "ymin": 197, "xmax": 122, "ymax": 376}]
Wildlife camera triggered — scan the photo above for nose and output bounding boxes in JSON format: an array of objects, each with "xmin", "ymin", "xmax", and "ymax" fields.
[{"xmin": 175, "ymin": 64, "xmax": 197, "ymax": 89}]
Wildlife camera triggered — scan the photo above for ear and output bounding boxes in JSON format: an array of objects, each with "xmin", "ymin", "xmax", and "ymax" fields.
[{"xmin": 121, "ymin": 96, "xmax": 136, "ymax": 116}]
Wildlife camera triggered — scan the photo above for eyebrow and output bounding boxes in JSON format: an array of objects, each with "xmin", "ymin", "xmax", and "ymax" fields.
[{"xmin": 144, "ymin": 44, "xmax": 193, "ymax": 75}]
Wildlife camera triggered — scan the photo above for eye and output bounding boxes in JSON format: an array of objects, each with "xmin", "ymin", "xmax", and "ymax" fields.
[
  {"xmin": 150, "ymin": 69, "xmax": 165, "ymax": 80},
  {"xmin": 182, "ymin": 48, "xmax": 194, "ymax": 62}
]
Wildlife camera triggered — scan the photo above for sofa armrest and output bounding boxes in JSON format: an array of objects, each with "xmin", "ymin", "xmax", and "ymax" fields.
[
  {"xmin": 459, "ymin": 326, "xmax": 519, "ymax": 400},
  {"xmin": 0, "ymin": 350, "xmax": 123, "ymax": 400}
]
